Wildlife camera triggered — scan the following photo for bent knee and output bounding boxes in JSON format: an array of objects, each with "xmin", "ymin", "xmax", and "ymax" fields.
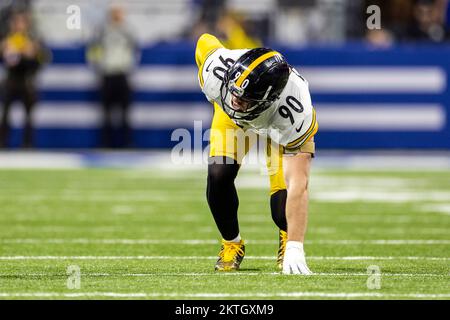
[
  {"xmin": 286, "ymin": 177, "xmax": 309, "ymax": 196},
  {"xmin": 207, "ymin": 158, "xmax": 239, "ymax": 184}
]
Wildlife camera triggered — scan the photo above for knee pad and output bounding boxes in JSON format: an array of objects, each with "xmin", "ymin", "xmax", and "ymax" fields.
[{"xmin": 207, "ymin": 157, "xmax": 239, "ymax": 185}]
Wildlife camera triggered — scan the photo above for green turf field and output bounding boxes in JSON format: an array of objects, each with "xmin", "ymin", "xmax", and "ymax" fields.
[{"xmin": 0, "ymin": 168, "xmax": 449, "ymax": 299}]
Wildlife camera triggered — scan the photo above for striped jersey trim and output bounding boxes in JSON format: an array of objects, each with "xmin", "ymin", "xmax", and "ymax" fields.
[
  {"xmin": 286, "ymin": 108, "xmax": 318, "ymax": 149},
  {"xmin": 198, "ymin": 48, "xmax": 219, "ymax": 88}
]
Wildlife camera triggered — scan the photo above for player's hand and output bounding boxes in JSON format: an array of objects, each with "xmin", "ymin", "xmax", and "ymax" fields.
[{"xmin": 282, "ymin": 241, "xmax": 313, "ymax": 275}]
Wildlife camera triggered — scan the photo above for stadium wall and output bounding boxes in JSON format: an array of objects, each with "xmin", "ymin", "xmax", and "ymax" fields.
[{"xmin": 1, "ymin": 42, "xmax": 449, "ymax": 149}]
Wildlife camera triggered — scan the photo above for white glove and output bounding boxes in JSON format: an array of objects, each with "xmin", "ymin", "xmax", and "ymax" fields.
[{"xmin": 282, "ymin": 241, "xmax": 313, "ymax": 275}]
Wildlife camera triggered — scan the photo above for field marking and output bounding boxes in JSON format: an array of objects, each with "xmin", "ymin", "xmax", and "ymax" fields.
[
  {"xmin": 0, "ymin": 292, "xmax": 449, "ymax": 299},
  {"xmin": 420, "ymin": 204, "xmax": 450, "ymax": 215},
  {"xmin": 2, "ymin": 190, "xmax": 450, "ymax": 203},
  {"xmin": 0, "ymin": 256, "xmax": 448, "ymax": 261},
  {"xmin": 238, "ymin": 176, "xmax": 418, "ymax": 190},
  {"xmin": 312, "ymin": 190, "xmax": 450, "ymax": 203},
  {"xmin": 1, "ymin": 239, "xmax": 449, "ymax": 245},
  {"xmin": 0, "ymin": 272, "xmax": 446, "ymax": 278}
]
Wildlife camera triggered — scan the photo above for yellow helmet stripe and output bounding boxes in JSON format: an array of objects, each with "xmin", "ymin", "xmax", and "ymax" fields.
[{"xmin": 235, "ymin": 51, "xmax": 280, "ymax": 87}]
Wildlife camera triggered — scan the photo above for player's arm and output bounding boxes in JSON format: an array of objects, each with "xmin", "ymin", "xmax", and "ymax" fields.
[
  {"xmin": 195, "ymin": 33, "xmax": 224, "ymax": 88},
  {"xmin": 282, "ymin": 149, "xmax": 313, "ymax": 275},
  {"xmin": 280, "ymin": 75, "xmax": 317, "ymax": 275}
]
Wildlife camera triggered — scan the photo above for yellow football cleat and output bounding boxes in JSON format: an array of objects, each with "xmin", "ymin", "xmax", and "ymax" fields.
[
  {"xmin": 277, "ymin": 230, "xmax": 287, "ymax": 270},
  {"xmin": 215, "ymin": 239, "xmax": 245, "ymax": 271}
]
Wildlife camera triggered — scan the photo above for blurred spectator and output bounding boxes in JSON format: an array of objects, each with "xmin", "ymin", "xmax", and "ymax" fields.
[
  {"xmin": 189, "ymin": 0, "xmax": 262, "ymax": 49},
  {"xmin": 86, "ymin": 5, "xmax": 139, "ymax": 148},
  {"xmin": 189, "ymin": 0, "xmax": 225, "ymax": 41},
  {"xmin": 346, "ymin": 0, "xmax": 405, "ymax": 43},
  {"xmin": 365, "ymin": 29, "xmax": 395, "ymax": 47},
  {"xmin": 403, "ymin": 0, "xmax": 449, "ymax": 42},
  {"xmin": 0, "ymin": 11, "xmax": 48, "ymax": 148},
  {"xmin": 359, "ymin": 0, "xmax": 449, "ymax": 43},
  {"xmin": 0, "ymin": 0, "xmax": 31, "ymax": 39},
  {"xmin": 216, "ymin": 11, "xmax": 262, "ymax": 49}
]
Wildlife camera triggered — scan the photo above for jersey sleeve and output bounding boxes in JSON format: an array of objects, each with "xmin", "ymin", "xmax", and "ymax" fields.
[
  {"xmin": 283, "ymin": 76, "xmax": 319, "ymax": 152},
  {"xmin": 195, "ymin": 33, "xmax": 224, "ymax": 89},
  {"xmin": 284, "ymin": 107, "xmax": 318, "ymax": 152},
  {"xmin": 196, "ymin": 36, "xmax": 249, "ymax": 105}
]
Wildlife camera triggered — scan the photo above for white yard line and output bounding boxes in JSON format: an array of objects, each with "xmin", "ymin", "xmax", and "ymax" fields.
[
  {"xmin": 0, "ymin": 256, "xmax": 448, "ymax": 261},
  {"xmin": 2, "ymin": 190, "xmax": 450, "ymax": 203},
  {"xmin": 0, "ymin": 272, "xmax": 446, "ymax": 277},
  {"xmin": 1, "ymin": 239, "xmax": 449, "ymax": 245},
  {"xmin": 0, "ymin": 150, "xmax": 449, "ymax": 170},
  {"xmin": 0, "ymin": 292, "xmax": 448, "ymax": 298},
  {"xmin": 420, "ymin": 204, "xmax": 450, "ymax": 215},
  {"xmin": 312, "ymin": 190, "xmax": 450, "ymax": 203}
]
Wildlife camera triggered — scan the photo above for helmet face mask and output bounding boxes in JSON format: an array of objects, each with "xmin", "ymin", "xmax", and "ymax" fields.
[
  {"xmin": 220, "ymin": 78, "xmax": 274, "ymax": 121},
  {"xmin": 219, "ymin": 48, "xmax": 290, "ymax": 121}
]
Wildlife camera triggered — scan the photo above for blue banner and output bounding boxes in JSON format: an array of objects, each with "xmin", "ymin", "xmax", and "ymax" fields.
[{"xmin": 2, "ymin": 42, "xmax": 449, "ymax": 149}]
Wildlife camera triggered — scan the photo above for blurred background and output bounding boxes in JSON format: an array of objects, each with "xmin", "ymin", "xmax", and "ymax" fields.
[
  {"xmin": 1, "ymin": 1, "xmax": 449, "ymax": 300},
  {"xmin": 0, "ymin": 0, "xmax": 449, "ymax": 151}
]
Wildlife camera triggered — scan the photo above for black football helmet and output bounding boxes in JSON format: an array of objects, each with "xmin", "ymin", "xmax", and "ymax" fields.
[{"xmin": 220, "ymin": 48, "xmax": 290, "ymax": 121}]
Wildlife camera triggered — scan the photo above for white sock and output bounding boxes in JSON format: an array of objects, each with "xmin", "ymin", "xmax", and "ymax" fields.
[
  {"xmin": 227, "ymin": 234, "xmax": 241, "ymax": 243},
  {"xmin": 286, "ymin": 241, "xmax": 304, "ymax": 252}
]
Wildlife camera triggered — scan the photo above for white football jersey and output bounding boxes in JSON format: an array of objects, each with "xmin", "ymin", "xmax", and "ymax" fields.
[{"xmin": 200, "ymin": 48, "xmax": 317, "ymax": 152}]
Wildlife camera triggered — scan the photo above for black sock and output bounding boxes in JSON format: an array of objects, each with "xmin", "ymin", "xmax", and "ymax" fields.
[
  {"xmin": 206, "ymin": 157, "xmax": 240, "ymax": 241},
  {"xmin": 270, "ymin": 189, "xmax": 287, "ymax": 231}
]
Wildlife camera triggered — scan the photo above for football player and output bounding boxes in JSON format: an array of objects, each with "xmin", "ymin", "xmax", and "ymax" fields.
[{"xmin": 195, "ymin": 34, "xmax": 318, "ymax": 275}]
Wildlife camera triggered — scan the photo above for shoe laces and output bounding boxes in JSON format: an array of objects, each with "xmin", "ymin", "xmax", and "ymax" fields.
[{"xmin": 220, "ymin": 240, "xmax": 244, "ymax": 262}]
